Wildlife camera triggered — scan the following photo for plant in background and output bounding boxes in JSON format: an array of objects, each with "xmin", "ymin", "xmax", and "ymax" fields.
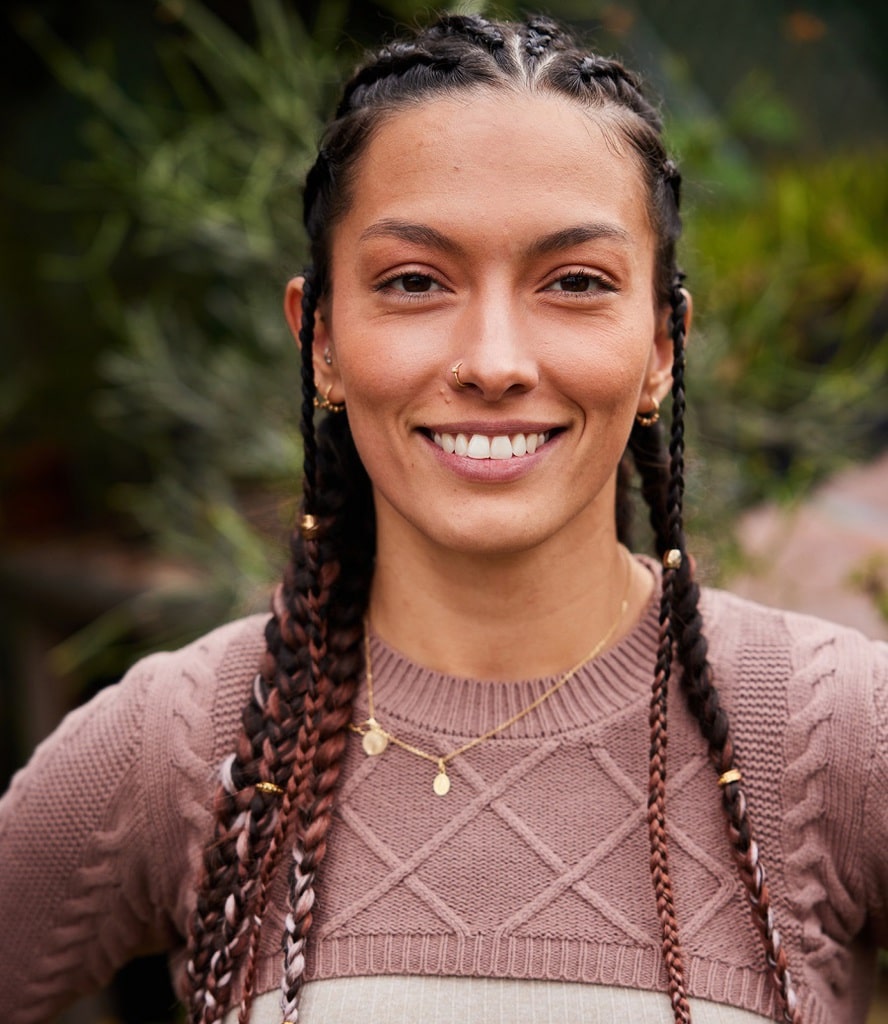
[
  {"xmin": 13, "ymin": 0, "xmax": 342, "ymax": 611},
  {"xmin": 685, "ymin": 153, "xmax": 888, "ymax": 552}
]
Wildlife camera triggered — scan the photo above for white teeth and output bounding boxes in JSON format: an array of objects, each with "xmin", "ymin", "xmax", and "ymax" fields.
[
  {"xmin": 467, "ymin": 435, "xmax": 490, "ymax": 459},
  {"xmin": 489, "ymin": 436, "xmax": 513, "ymax": 460},
  {"xmin": 432, "ymin": 430, "xmax": 549, "ymax": 459}
]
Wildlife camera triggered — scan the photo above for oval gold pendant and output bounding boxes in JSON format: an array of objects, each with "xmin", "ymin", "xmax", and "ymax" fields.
[
  {"xmin": 433, "ymin": 770, "xmax": 451, "ymax": 796},
  {"xmin": 362, "ymin": 727, "xmax": 388, "ymax": 757}
]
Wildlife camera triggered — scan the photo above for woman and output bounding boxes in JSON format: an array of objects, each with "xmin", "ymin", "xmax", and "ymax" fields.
[{"xmin": 1, "ymin": 13, "xmax": 885, "ymax": 1024}]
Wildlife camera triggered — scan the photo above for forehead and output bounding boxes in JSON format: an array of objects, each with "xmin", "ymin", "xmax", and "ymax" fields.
[{"xmin": 333, "ymin": 89, "xmax": 655, "ymax": 267}]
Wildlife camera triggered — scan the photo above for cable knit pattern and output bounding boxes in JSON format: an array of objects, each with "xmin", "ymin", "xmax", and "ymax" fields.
[{"xmin": 1, "ymin": 585, "xmax": 886, "ymax": 1024}]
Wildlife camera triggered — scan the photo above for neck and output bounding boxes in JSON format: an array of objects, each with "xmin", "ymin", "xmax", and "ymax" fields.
[{"xmin": 368, "ymin": 508, "xmax": 653, "ymax": 681}]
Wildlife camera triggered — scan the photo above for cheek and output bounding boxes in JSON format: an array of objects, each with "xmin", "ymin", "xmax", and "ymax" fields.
[
  {"xmin": 556, "ymin": 326, "xmax": 655, "ymax": 407},
  {"xmin": 333, "ymin": 321, "xmax": 443, "ymax": 410}
]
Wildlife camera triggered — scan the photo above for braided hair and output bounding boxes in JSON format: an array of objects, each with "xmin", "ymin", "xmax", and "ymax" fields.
[{"xmin": 185, "ymin": 14, "xmax": 801, "ymax": 1024}]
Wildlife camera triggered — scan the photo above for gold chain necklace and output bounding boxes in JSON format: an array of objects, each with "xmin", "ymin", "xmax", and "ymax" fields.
[{"xmin": 350, "ymin": 555, "xmax": 631, "ymax": 796}]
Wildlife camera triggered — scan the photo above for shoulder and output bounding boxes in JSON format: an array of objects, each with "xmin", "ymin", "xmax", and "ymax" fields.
[
  {"xmin": 0, "ymin": 614, "xmax": 270, "ymax": 1022},
  {"xmin": 4, "ymin": 613, "xmax": 269, "ymax": 800},
  {"xmin": 131, "ymin": 614, "xmax": 270, "ymax": 922},
  {"xmin": 132, "ymin": 612, "xmax": 269, "ymax": 705},
  {"xmin": 129, "ymin": 613, "xmax": 270, "ymax": 756},
  {"xmin": 123, "ymin": 613, "xmax": 270, "ymax": 839},
  {"xmin": 696, "ymin": 586, "xmax": 887, "ymax": 819},
  {"xmin": 698, "ymin": 585, "xmax": 887, "ymax": 699},
  {"xmin": 698, "ymin": 587, "xmax": 888, "ymax": 945},
  {"xmin": 4, "ymin": 614, "xmax": 271, "ymax": 925},
  {"xmin": 698, "ymin": 586, "xmax": 888, "ymax": 856}
]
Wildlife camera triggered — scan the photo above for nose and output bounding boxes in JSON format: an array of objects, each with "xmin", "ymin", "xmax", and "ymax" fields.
[{"xmin": 448, "ymin": 292, "xmax": 539, "ymax": 401}]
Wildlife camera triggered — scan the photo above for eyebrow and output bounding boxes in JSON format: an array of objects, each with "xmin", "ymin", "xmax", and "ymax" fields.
[
  {"xmin": 527, "ymin": 223, "xmax": 632, "ymax": 257},
  {"xmin": 359, "ymin": 219, "xmax": 463, "ymax": 254},
  {"xmin": 358, "ymin": 218, "xmax": 632, "ymax": 257}
]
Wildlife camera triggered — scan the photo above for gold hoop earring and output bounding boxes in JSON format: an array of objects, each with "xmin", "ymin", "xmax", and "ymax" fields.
[
  {"xmin": 451, "ymin": 361, "xmax": 469, "ymax": 388},
  {"xmin": 313, "ymin": 383, "xmax": 345, "ymax": 413},
  {"xmin": 635, "ymin": 396, "xmax": 660, "ymax": 427}
]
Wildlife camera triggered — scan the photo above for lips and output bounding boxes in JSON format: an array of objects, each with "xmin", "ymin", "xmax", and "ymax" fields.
[{"xmin": 431, "ymin": 431, "xmax": 550, "ymax": 460}]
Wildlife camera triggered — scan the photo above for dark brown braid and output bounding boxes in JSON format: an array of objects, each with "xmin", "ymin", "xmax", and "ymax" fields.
[
  {"xmin": 631, "ymin": 279, "xmax": 801, "ymax": 1023},
  {"xmin": 185, "ymin": 14, "xmax": 802, "ymax": 1024},
  {"xmin": 662, "ymin": 283, "xmax": 801, "ymax": 1023}
]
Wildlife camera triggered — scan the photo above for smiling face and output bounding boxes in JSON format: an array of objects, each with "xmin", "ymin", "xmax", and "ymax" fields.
[{"xmin": 291, "ymin": 89, "xmax": 674, "ymax": 560}]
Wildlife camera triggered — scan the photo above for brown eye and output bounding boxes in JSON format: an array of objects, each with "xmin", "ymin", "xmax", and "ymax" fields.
[
  {"xmin": 559, "ymin": 273, "xmax": 592, "ymax": 292},
  {"xmin": 544, "ymin": 271, "xmax": 615, "ymax": 295},
  {"xmin": 400, "ymin": 273, "xmax": 434, "ymax": 292}
]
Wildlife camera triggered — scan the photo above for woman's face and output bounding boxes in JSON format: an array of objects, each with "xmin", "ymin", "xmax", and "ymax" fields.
[{"xmin": 292, "ymin": 90, "xmax": 674, "ymax": 559}]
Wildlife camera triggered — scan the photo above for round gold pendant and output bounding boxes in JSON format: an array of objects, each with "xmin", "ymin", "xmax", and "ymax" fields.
[
  {"xmin": 362, "ymin": 726, "xmax": 388, "ymax": 757},
  {"xmin": 433, "ymin": 770, "xmax": 451, "ymax": 796}
]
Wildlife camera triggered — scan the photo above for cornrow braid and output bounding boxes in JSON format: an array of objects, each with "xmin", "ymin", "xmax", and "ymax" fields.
[
  {"xmin": 335, "ymin": 43, "xmax": 460, "ymax": 119},
  {"xmin": 426, "ymin": 13, "xmax": 507, "ymax": 57},
  {"xmin": 520, "ymin": 15, "xmax": 561, "ymax": 61},
  {"xmin": 185, "ymin": 757, "xmax": 280, "ymax": 1024},
  {"xmin": 278, "ymin": 418, "xmax": 372, "ymax": 1020}
]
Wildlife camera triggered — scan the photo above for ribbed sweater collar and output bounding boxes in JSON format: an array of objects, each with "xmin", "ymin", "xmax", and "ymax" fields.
[{"xmin": 360, "ymin": 557, "xmax": 661, "ymax": 741}]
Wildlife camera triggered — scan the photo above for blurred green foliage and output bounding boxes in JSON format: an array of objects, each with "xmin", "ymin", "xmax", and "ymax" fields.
[
  {"xmin": 688, "ymin": 155, "xmax": 887, "ymax": 514},
  {"xmin": 6, "ymin": 0, "xmax": 339, "ymax": 602}
]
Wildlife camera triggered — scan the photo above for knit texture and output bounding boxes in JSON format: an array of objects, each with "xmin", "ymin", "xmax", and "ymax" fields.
[{"xmin": 1, "ymin": 576, "xmax": 886, "ymax": 1024}]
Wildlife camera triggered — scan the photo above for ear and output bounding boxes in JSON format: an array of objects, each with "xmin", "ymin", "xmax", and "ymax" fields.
[
  {"xmin": 284, "ymin": 276, "xmax": 344, "ymax": 403},
  {"xmin": 640, "ymin": 287, "xmax": 693, "ymax": 410}
]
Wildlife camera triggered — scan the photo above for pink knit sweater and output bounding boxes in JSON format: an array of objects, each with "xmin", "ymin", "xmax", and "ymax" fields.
[{"xmin": 1, "ymin": 582, "xmax": 886, "ymax": 1024}]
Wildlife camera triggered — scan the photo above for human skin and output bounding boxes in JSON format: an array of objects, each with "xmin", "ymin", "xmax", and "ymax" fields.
[{"xmin": 284, "ymin": 90, "xmax": 686, "ymax": 679}]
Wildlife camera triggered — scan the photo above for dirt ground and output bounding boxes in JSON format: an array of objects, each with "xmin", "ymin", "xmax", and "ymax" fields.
[{"xmin": 728, "ymin": 451, "xmax": 888, "ymax": 641}]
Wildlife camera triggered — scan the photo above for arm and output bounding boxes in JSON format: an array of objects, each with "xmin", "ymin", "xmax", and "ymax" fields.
[
  {"xmin": 0, "ymin": 658, "xmax": 185, "ymax": 1024},
  {"xmin": 861, "ymin": 640, "xmax": 888, "ymax": 946}
]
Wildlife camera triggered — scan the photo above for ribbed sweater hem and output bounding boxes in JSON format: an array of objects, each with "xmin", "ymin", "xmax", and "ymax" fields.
[{"xmin": 242, "ymin": 940, "xmax": 794, "ymax": 1022}]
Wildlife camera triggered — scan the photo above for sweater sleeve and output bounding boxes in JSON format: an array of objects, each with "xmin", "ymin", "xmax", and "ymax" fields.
[
  {"xmin": 0, "ymin": 622, "xmax": 238, "ymax": 1024},
  {"xmin": 861, "ymin": 639, "xmax": 888, "ymax": 946}
]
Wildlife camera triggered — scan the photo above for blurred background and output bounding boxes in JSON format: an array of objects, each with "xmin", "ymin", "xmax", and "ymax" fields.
[{"xmin": 1, "ymin": 0, "xmax": 886, "ymax": 1020}]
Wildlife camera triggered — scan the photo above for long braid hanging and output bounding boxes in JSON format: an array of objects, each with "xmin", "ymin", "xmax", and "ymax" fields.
[
  {"xmin": 219, "ymin": 272, "xmax": 324, "ymax": 1023},
  {"xmin": 277, "ymin": 272, "xmax": 326, "ymax": 1024},
  {"xmin": 667, "ymin": 330, "xmax": 803, "ymax": 1023},
  {"xmin": 278, "ymin": 277, "xmax": 372, "ymax": 1023},
  {"xmin": 645, "ymin": 279, "xmax": 692, "ymax": 1024},
  {"xmin": 641, "ymin": 277, "xmax": 802, "ymax": 1023}
]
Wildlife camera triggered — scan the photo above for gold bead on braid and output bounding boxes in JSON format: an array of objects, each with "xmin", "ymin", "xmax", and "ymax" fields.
[
  {"xmin": 300, "ymin": 514, "xmax": 321, "ymax": 539},
  {"xmin": 255, "ymin": 781, "xmax": 284, "ymax": 796},
  {"xmin": 663, "ymin": 548, "xmax": 682, "ymax": 570}
]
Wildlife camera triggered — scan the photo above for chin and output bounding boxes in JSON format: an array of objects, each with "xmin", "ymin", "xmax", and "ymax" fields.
[{"xmin": 427, "ymin": 514, "xmax": 571, "ymax": 560}]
